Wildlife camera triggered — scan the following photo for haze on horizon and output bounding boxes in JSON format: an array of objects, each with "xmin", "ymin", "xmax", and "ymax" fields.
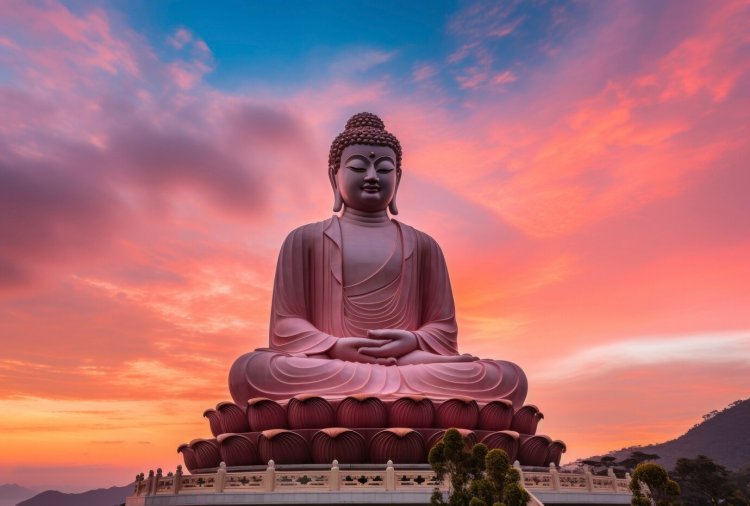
[{"xmin": 0, "ymin": 0, "xmax": 748, "ymax": 493}]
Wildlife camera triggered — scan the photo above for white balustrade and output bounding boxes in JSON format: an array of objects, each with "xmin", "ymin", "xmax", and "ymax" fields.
[{"xmin": 130, "ymin": 463, "xmax": 633, "ymax": 498}]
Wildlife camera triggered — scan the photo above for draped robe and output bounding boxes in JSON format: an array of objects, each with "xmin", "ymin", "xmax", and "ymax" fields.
[{"xmin": 228, "ymin": 216, "xmax": 528, "ymax": 405}]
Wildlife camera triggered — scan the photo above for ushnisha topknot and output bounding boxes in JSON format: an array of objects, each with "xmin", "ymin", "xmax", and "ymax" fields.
[
  {"xmin": 345, "ymin": 112, "xmax": 385, "ymax": 130},
  {"xmin": 329, "ymin": 112, "xmax": 402, "ymax": 172}
]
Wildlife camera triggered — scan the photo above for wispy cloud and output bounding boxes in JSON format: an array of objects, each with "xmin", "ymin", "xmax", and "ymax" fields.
[
  {"xmin": 535, "ymin": 332, "xmax": 750, "ymax": 382},
  {"xmin": 329, "ymin": 48, "xmax": 396, "ymax": 74},
  {"xmin": 412, "ymin": 63, "xmax": 438, "ymax": 82}
]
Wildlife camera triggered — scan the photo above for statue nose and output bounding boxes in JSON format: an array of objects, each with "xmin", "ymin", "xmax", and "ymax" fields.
[{"xmin": 365, "ymin": 167, "xmax": 378, "ymax": 181}]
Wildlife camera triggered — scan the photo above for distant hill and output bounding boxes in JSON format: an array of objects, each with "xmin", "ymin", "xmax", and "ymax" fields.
[
  {"xmin": 0, "ymin": 484, "xmax": 36, "ymax": 506},
  {"xmin": 605, "ymin": 398, "xmax": 750, "ymax": 471},
  {"xmin": 17, "ymin": 483, "xmax": 133, "ymax": 506}
]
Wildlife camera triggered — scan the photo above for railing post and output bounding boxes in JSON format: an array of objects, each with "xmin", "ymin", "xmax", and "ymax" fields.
[
  {"xmin": 145, "ymin": 470, "xmax": 154, "ymax": 496},
  {"xmin": 608, "ymin": 467, "xmax": 618, "ymax": 491},
  {"xmin": 513, "ymin": 460, "xmax": 524, "ymax": 484},
  {"xmin": 386, "ymin": 460, "xmax": 395, "ymax": 491},
  {"xmin": 583, "ymin": 465, "xmax": 593, "ymax": 492},
  {"xmin": 549, "ymin": 463, "xmax": 560, "ymax": 491},
  {"xmin": 329, "ymin": 460, "xmax": 340, "ymax": 491},
  {"xmin": 154, "ymin": 468, "xmax": 162, "ymax": 495},
  {"xmin": 137, "ymin": 473, "xmax": 145, "ymax": 496},
  {"xmin": 173, "ymin": 465, "xmax": 182, "ymax": 494},
  {"xmin": 266, "ymin": 460, "xmax": 276, "ymax": 492},
  {"xmin": 215, "ymin": 462, "xmax": 226, "ymax": 492}
]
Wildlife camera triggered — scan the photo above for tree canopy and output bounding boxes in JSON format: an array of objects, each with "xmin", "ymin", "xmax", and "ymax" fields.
[
  {"xmin": 630, "ymin": 462, "xmax": 680, "ymax": 506},
  {"xmin": 672, "ymin": 455, "xmax": 749, "ymax": 505},
  {"xmin": 429, "ymin": 428, "xmax": 530, "ymax": 506}
]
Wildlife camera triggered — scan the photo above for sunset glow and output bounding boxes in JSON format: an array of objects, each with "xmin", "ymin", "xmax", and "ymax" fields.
[{"xmin": 1, "ymin": 0, "xmax": 749, "ymax": 492}]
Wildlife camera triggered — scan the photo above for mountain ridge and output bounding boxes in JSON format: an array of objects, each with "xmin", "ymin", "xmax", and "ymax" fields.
[
  {"xmin": 16, "ymin": 483, "xmax": 132, "ymax": 506},
  {"xmin": 601, "ymin": 397, "xmax": 750, "ymax": 471},
  {"xmin": 0, "ymin": 483, "xmax": 36, "ymax": 506}
]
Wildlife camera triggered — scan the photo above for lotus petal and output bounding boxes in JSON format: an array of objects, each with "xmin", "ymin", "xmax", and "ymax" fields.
[
  {"xmin": 247, "ymin": 398, "xmax": 287, "ymax": 431},
  {"xmin": 218, "ymin": 433, "xmax": 259, "ymax": 466},
  {"xmin": 336, "ymin": 395, "xmax": 387, "ymax": 428},
  {"xmin": 258, "ymin": 429, "xmax": 310, "ymax": 464},
  {"xmin": 480, "ymin": 430, "xmax": 520, "ymax": 462},
  {"xmin": 389, "ymin": 396, "xmax": 434, "ymax": 428},
  {"xmin": 216, "ymin": 402, "xmax": 250, "ymax": 434},
  {"xmin": 189, "ymin": 438, "xmax": 222, "ymax": 469},
  {"xmin": 369, "ymin": 428, "xmax": 425, "ymax": 464},
  {"xmin": 202, "ymin": 408, "xmax": 224, "ymax": 437},
  {"xmin": 511, "ymin": 405, "xmax": 543, "ymax": 435},
  {"xmin": 177, "ymin": 443, "xmax": 198, "ymax": 472},
  {"xmin": 287, "ymin": 395, "xmax": 334, "ymax": 429},
  {"xmin": 478, "ymin": 400, "xmax": 514, "ymax": 431},
  {"xmin": 546, "ymin": 440, "xmax": 567, "ymax": 466},
  {"xmin": 435, "ymin": 398, "xmax": 479, "ymax": 430},
  {"xmin": 311, "ymin": 428, "xmax": 367, "ymax": 464},
  {"xmin": 518, "ymin": 434, "xmax": 551, "ymax": 466}
]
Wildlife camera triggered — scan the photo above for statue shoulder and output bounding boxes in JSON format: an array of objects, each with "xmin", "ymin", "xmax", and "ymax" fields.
[
  {"xmin": 393, "ymin": 220, "xmax": 445, "ymax": 256},
  {"xmin": 280, "ymin": 217, "xmax": 336, "ymax": 248}
]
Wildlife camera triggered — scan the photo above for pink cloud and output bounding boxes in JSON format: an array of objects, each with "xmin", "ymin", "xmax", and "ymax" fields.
[
  {"xmin": 492, "ymin": 70, "xmax": 516, "ymax": 85},
  {"xmin": 448, "ymin": 2, "xmax": 525, "ymax": 41},
  {"xmin": 412, "ymin": 63, "xmax": 438, "ymax": 82},
  {"xmin": 167, "ymin": 27, "xmax": 193, "ymax": 49}
]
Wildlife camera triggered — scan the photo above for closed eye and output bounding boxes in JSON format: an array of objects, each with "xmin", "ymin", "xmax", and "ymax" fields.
[{"xmin": 347, "ymin": 166, "xmax": 366, "ymax": 172}]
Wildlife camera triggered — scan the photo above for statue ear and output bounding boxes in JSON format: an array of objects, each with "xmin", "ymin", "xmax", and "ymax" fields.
[
  {"xmin": 333, "ymin": 190, "xmax": 343, "ymax": 212},
  {"xmin": 329, "ymin": 167, "xmax": 343, "ymax": 212},
  {"xmin": 388, "ymin": 169, "xmax": 402, "ymax": 215}
]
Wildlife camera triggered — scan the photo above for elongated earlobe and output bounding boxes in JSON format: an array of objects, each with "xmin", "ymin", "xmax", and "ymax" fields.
[
  {"xmin": 389, "ymin": 169, "xmax": 401, "ymax": 215},
  {"xmin": 329, "ymin": 167, "xmax": 343, "ymax": 212},
  {"xmin": 333, "ymin": 189, "xmax": 343, "ymax": 212}
]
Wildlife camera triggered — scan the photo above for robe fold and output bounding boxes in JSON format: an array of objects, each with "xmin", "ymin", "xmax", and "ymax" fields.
[{"xmin": 228, "ymin": 216, "xmax": 528, "ymax": 405}]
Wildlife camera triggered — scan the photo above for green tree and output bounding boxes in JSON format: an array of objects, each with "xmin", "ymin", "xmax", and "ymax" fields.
[
  {"xmin": 580, "ymin": 455, "xmax": 623, "ymax": 476},
  {"xmin": 672, "ymin": 455, "xmax": 749, "ymax": 505},
  {"xmin": 630, "ymin": 462, "xmax": 680, "ymax": 506},
  {"xmin": 729, "ymin": 462, "xmax": 750, "ymax": 501},
  {"xmin": 620, "ymin": 451, "xmax": 661, "ymax": 471},
  {"xmin": 429, "ymin": 428, "xmax": 530, "ymax": 506}
]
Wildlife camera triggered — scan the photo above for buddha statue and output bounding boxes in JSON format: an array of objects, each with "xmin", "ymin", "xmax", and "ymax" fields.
[{"xmin": 228, "ymin": 113, "xmax": 528, "ymax": 406}]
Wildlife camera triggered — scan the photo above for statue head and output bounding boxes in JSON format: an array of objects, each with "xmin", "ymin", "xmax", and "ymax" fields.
[{"xmin": 328, "ymin": 112, "xmax": 403, "ymax": 214}]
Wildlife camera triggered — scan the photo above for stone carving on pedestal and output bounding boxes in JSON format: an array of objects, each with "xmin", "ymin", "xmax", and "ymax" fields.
[{"xmin": 177, "ymin": 113, "xmax": 565, "ymax": 469}]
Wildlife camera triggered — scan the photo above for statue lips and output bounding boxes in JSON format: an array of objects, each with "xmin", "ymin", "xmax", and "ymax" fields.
[{"xmin": 361, "ymin": 184, "xmax": 380, "ymax": 193}]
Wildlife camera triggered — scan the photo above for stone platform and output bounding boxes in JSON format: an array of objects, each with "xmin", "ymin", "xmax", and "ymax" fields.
[{"xmin": 126, "ymin": 462, "xmax": 633, "ymax": 505}]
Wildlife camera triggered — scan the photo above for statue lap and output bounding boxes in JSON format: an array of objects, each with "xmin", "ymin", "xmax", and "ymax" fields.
[{"xmin": 229, "ymin": 349, "xmax": 528, "ymax": 406}]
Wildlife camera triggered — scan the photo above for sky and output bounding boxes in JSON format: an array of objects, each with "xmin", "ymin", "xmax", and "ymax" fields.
[{"xmin": 0, "ymin": 0, "xmax": 749, "ymax": 493}]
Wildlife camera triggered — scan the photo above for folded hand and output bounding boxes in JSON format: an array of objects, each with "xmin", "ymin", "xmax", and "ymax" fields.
[
  {"xmin": 359, "ymin": 329, "xmax": 418, "ymax": 359},
  {"xmin": 329, "ymin": 337, "xmax": 397, "ymax": 365}
]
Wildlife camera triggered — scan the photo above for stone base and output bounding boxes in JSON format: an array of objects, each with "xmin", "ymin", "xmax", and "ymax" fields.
[
  {"xmin": 127, "ymin": 463, "xmax": 633, "ymax": 506},
  {"xmin": 127, "ymin": 492, "xmax": 633, "ymax": 506},
  {"xmin": 128, "ymin": 490, "xmax": 434, "ymax": 505},
  {"xmin": 532, "ymin": 491, "xmax": 632, "ymax": 505}
]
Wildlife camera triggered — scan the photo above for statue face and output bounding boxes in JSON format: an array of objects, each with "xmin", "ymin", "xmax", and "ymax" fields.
[{"xmin": 336, "ymin": 144, "xmax": 399, "ymax": 212}]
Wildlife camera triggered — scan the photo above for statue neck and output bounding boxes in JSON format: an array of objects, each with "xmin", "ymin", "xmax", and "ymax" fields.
[{"xmin": 340, "ymin": 207, "xmax": 391, "ymax": 227}]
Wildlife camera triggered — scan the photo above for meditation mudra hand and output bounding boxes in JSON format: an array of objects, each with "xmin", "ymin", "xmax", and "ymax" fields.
[
  {"xmin": 228, "ymin": 113, "xmax": 527, "ymax": 406},
  {"xmin": 327, "ymin": 329, "xmax": 477, "ymax": 365}
]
